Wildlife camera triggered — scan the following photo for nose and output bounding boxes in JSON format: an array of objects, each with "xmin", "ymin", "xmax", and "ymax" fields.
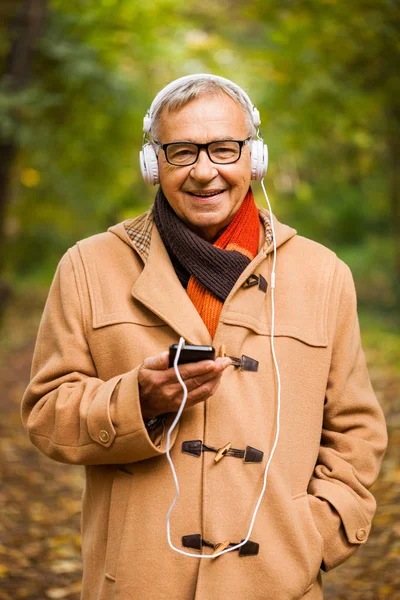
[{"xmin": 190, "ymin": 149, "xmax": 218, "ymax": 182}]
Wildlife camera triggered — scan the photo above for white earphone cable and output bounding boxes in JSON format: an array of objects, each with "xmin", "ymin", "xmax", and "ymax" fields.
[{"xmin": 165, "ymin": 179, "xmax": 282, "ymax": 558}]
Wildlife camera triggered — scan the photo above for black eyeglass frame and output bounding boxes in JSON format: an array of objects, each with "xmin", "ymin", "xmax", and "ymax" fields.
[{"xmin": 154, "ymin": 137, "xmax": 252, "ymax": 166}]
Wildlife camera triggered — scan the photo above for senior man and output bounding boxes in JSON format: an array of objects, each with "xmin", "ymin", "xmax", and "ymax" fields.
[{"xmin": 22, "ymin": 75, "xmax": 387, "ymax": 600}]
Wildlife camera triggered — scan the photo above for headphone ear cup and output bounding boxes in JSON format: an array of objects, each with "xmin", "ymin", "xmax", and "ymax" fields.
[
  {"xmin": 250, "ymin": 139, "xmax": 268, "ymax": 180},
  {"xmin": 140, "ymin": 143, "xmax": 159, "ymax": 185}
]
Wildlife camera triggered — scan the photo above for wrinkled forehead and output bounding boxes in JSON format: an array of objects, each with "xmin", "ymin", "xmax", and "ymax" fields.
[{"xmin": 157, "ymin": 92, "xmax": 249, "ymax": 143}]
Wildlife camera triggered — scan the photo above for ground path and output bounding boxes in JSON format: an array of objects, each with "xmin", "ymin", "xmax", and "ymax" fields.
[{"xmin": 0, "ymin": 295, "xmax": 398, "ymax": 599}]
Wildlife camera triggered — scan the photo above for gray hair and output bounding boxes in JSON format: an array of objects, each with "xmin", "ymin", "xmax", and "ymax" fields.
[{"xmin": 149, "ymin": 76, "xmax": 257, "ymax": 142}]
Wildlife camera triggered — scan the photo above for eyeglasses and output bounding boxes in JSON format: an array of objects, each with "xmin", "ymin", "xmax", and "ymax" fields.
[{"xmin": 155, "ymin": 137, "xmax": 252, "ymax": 166}]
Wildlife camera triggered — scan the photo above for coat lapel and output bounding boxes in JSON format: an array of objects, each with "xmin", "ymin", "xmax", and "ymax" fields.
[
  {"xmin": 131, "ymin": 225, "xmax": 213, "ymax": 346},
  {"xmin": 123, "ymin": 208, "xmax": 297, "ymax": 346}
]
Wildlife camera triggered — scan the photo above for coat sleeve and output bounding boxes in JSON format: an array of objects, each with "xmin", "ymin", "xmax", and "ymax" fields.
[
  {"xmin": 307, "ymin": 260, "xmax": 387, "ymax": 571},
  {"xmin": 21, "ymin": 249, "xmax": 179, "ymax": 465}
]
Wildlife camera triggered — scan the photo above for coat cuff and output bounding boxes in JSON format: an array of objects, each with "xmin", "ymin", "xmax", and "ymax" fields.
[
  {"xmin": 308, "ymin": 478, "xmax": 372, "ymax": 571},
  {"xmin": 87, "ymin": 366, "xmax": 179, "ymax": 463}
]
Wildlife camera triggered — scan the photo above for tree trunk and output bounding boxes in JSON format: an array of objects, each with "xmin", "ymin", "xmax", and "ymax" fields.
[{"xmin": 0, "ymin": 0, "xmax": 47, "ymax": 313}]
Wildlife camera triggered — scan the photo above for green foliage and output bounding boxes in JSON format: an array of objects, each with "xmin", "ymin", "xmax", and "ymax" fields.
[{"xmin": 1, "ymin": 0, "xmax": 399, "ymax": 316}]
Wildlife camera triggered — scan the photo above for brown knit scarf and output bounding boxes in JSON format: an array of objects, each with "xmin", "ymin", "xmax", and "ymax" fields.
[{"xmin": 153, "ymin": 187, "xmax": 260, "ymax": 337}]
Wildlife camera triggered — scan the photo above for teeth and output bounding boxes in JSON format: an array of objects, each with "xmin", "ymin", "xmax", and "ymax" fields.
[{"xmin": 191, "ymin": 191, "xmax": 221, "ymax": 197}]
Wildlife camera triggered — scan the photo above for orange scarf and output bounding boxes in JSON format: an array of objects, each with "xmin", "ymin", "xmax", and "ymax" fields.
[{"xmin": 187, "ymin": 189, "xmax": 260, "ymax": 337}]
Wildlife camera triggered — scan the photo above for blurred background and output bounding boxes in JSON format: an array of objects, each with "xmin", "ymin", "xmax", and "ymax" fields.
[{"xmin": 0, "ymin": 1, "xmax": 399, "ymax": 598}]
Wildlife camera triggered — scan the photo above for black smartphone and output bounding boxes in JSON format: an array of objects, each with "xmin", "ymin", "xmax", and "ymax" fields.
[{"xmin": 168, "ymin": 344, "xmax": 215, "ymax": 368}]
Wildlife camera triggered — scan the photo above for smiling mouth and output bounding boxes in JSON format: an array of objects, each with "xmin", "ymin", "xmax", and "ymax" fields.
[{"xmin": 186, "ymin": 190, "xmax": 225, "ymax": 198}]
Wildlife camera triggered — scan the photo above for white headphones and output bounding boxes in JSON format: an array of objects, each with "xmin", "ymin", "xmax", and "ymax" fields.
[{"xmin": 139, "ymin": 74, "xmax": 268, "ymax": 185}]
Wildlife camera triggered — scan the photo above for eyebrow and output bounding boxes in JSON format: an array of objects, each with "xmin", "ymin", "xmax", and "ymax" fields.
[{"xmin": 167, "ymin": 136, "xmax": 237, "ymax": 144}]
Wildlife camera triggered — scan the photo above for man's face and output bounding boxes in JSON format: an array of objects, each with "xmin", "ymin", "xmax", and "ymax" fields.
[{"xmin": 157, "ymin": 93, "xmax": 252, "ymax": 242}]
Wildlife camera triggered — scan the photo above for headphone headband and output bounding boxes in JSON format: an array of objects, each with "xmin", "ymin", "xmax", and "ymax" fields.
[{"xmin": 143, "ymin": 73, "xmax": 261, "ymax": 133}]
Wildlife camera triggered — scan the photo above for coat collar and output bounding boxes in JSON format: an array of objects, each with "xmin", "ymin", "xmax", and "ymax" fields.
[
  {"xmin": 107, "ymin": 205, "xmax": 297, "ymax": 344},
  {"xmin": 108, "ymin": 205, "xmax": 296, "ymax": 260},
  {"xmin": 131, "ymin": 225, "xmax": 213, "ymax": 345}
]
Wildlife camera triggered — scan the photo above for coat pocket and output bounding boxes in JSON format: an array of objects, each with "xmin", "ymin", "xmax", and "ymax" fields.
[
  {"xmin": 292, "ymin": 492, "xmax": 324, "ymax": 590},
  {"xmin": 105, "ymin": 469, "xmax": 133, "ymax": 582}
]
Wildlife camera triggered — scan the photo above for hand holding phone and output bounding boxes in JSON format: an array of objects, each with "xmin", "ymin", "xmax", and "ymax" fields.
[{"xmin": 139, "ymin": 346, "xmax": 229, "ymax": 420}]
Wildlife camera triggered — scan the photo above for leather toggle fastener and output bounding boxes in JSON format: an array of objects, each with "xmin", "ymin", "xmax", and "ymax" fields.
[
  {"xmin": 228, "ymin": 355, "xmax": 259, "ymax": 372},
  {"xmin": 182, "ymin": 440, "xmax": 263, "ymax": 463},
  {"xmin": 218, "ymin": 345, "xmax": 258, "ymax": 372},
  {"xmin": 243, "ymin": 274, "xmax": 268, "ymax": 293},
  {"xmin": 182, "ymin": 535, "xmax": 259, "ymax": 557}
]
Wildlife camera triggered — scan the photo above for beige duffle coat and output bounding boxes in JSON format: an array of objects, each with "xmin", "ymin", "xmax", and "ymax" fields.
[{"xmin": 22, "ymin": 207, "xmax": 387, "ymax": 600}]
